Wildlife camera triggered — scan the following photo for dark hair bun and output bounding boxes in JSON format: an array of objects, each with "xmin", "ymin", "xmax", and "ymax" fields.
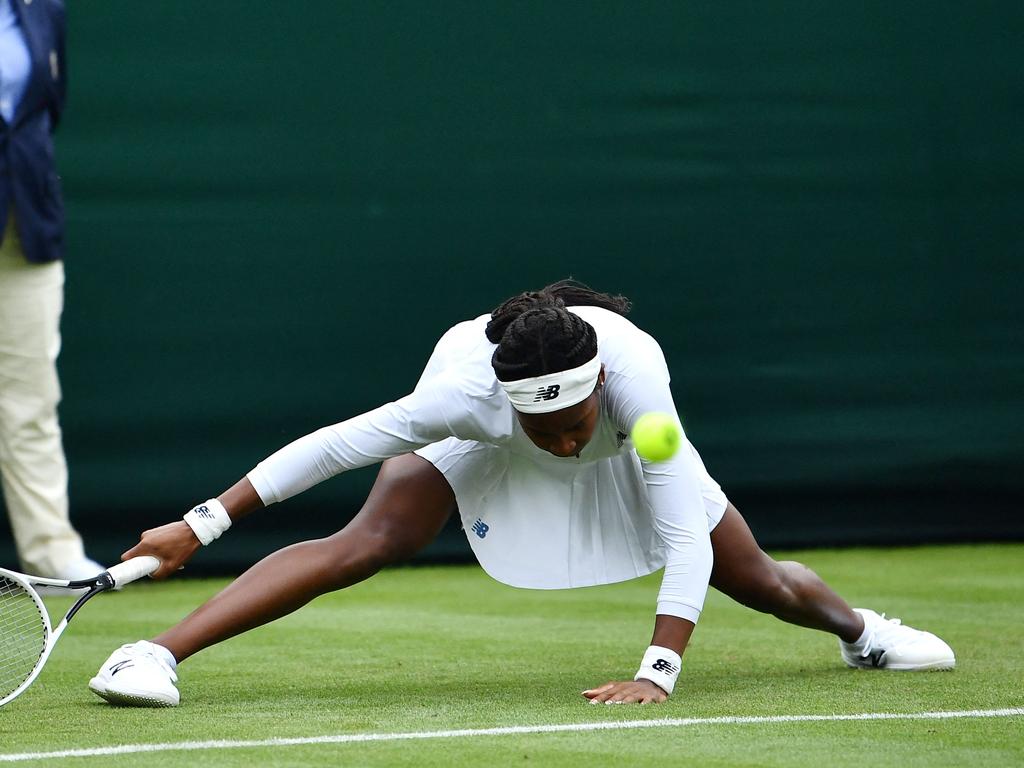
[{"xmin": 487, "ymin": 280, "xmax": 627, "ymax": 381}]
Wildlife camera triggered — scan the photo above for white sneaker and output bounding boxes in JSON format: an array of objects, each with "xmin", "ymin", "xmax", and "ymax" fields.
[
  {"xmin": 840, "ymin": 608, "xmax": 955, "ymax": 671},
  {"xmin": 89, "ymin": 641, "xmax": 180, "ymax": 707}
]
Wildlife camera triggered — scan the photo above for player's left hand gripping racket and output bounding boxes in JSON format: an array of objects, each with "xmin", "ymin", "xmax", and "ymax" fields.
[{"xmin": 0, "ymin": 556, "xmax": 160, "ymax": 707}]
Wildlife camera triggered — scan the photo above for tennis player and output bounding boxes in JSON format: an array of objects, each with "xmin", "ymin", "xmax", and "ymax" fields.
[{"xmin": 90, "ymin": 280, "xmax": 955, "ymax": 707}]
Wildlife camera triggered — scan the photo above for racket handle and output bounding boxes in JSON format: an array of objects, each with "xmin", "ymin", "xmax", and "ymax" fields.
[{"xmin": 107, "ymin": 556, "xmax": 161, "ymax": 587}]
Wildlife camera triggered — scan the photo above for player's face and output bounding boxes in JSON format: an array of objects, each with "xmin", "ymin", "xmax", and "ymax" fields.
[{"xmin": 516, "ymin": 369, "xmax": 605, "ymax": 458}]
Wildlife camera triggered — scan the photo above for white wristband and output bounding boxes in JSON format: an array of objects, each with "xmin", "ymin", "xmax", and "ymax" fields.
[
  {"xmin": 183, "ymin": 499, "xmax": 232, "ymax": 546},
  {"xmin": 634, "ymin": 645, "xmax": 682, "ymax": 695}
]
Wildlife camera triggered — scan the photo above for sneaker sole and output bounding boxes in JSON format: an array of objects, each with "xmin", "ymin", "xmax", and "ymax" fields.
[
  {"xmin": 843, "ymin": 658, "xmax": 956, "ymax": 671},
  {"xmin": 88, "ymin": 679, "xmax": 178, "ymax": 707}
]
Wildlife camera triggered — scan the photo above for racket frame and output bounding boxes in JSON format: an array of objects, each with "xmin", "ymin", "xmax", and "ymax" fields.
[{"xmin": 0, "ymin": 556, "xmax": 158, "ymax": 708}]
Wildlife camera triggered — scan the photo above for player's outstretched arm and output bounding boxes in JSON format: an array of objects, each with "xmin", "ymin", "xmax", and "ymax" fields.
[
  {"xmin": 582, "ymin": 614, "xmax": 694, "ymax": 704},
  {"xmin": 121, "ymin": 478, "xmax": 264, "ymax": 579}
]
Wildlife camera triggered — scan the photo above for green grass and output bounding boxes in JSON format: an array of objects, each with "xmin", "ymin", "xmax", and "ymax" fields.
[{"xmin": 2, "ymin": 544, "xmax": 1022, "ymax": 767}]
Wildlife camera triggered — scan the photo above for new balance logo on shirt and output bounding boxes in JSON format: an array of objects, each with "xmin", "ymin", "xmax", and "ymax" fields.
[
  {"xmin": 472, "ymin": 519, "xmax": 489, "ymax": 539},
  {"xmin": 533, "ymin": 384, "xmax": 560, "ymax": 402}
]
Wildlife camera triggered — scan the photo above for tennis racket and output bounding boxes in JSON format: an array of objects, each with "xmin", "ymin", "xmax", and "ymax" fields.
[{"xmin": 0, "ymin": 556, "xmax": 160, "ymax": 707}]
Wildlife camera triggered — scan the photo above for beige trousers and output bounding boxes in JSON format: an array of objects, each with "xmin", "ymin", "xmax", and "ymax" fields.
[{"xmin": 0, "ymin": 217, "xmax": 85, "ymax": 575}]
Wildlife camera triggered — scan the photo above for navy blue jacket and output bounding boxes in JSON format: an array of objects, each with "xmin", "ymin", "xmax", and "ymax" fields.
[{"xmin": 0, "ymin": 0, "xmax": 66, "ymax": 264}]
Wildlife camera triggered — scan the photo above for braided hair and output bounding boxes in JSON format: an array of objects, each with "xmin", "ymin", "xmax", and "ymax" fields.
[{"xmin": 486, "ymin": 279, "xmax": 631, "ymax": 382}]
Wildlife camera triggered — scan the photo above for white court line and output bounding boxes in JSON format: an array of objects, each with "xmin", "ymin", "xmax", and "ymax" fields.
[{"xmin": 1, "ymin": 708, "xmax": 1021, "ymax": 763}]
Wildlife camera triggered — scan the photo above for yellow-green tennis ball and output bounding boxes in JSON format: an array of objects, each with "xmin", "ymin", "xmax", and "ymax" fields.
[{"xmin": 631, "ymin": 412, "xmax": 681, "ymax": 461}]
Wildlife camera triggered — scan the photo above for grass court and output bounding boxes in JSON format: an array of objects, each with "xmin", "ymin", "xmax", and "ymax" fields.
[{"xmin": 2, "ymin": 543, "xmax": 1021, "ymax": 766}]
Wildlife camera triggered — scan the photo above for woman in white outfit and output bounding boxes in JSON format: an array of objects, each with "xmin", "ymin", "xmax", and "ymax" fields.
[{"xmin": 90, "ymin": 280, "xmax": 955, "ymax": 707}]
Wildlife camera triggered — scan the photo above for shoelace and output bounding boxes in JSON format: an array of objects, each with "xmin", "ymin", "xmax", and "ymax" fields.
[
  {"xmin": 114, "ymin": 644, "xmax": 178, "ymax": 683},
  {"xmin": 860, "ymin": 613, "xmax": 924, "ymax": 658}
]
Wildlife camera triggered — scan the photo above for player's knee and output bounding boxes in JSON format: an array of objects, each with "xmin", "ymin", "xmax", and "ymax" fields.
[
  {"xmin": 735, "ymin": 564, "xmax": 798, "ymax": 615},
  {"xmin": 311, "ymin": 530, "xmax": 396, "ymax": 589},
  {"xmin": 364, "ymin": 525, "xmax": 422, "ymax": 566},
  {"xmin": 339, "ymin": 516, "xmax": 427, "ymax": 571}
]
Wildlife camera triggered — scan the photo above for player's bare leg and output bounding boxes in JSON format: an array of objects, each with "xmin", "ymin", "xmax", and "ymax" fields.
[
  {"xmin": 708, "ymin": 503, "xmax": 955, "ymax": 670},
  {"xmin": 709, "ymin": 503, "xmax": 864, "ymax": 641},
  {"xmin": 153, "ymin": 454, "xmax": 455, "ymax": 662}
]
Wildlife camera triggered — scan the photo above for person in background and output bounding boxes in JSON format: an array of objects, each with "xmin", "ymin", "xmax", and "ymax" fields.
[{"xmin": 0, "ymin": 0, "xmax": 99, "ymax": 579}]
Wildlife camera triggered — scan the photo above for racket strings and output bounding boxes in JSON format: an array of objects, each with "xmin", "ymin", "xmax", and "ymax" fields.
[{"xmin": 0, "ymin": 576, "xmax": 48, "ymax": 700}]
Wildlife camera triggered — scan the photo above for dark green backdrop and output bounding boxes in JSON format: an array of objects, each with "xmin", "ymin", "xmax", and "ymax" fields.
[{"xmin": 2, "ymin": 2, "xmax": 1021, "ymax": 570}]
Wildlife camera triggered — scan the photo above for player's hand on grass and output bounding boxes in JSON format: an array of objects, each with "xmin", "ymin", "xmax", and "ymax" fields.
[
  {"xmin": 581, "ymin": 679, "xmax": 667, "ymax": 704},
  {"xmin": 121, "ymin": 521, "xmax": 202, "ymax": 578}
]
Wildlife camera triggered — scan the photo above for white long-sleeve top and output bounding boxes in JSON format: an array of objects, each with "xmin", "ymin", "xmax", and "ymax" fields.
[{"xmin": 247, "ymin": 306, "xmax": 725, "ymax": 624}]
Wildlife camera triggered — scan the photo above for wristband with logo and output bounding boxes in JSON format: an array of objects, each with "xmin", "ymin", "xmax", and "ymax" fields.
[
  {"xmin": 633, "ymin": 645, "xmax": 682, "ymax": 695},
  {"xmin": 183, "ymin": 498, "xmax": 231, "ymax": 545}
]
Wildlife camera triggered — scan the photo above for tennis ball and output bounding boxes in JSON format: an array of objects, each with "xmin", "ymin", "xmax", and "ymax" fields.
[{"xmin": 631, "ymin": 412, "xmax": 681, "ymax": 462}]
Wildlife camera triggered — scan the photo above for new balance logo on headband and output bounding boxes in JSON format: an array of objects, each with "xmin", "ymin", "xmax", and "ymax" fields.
[
  {"xmin": 533, "ymin": 384, "xmax": 561, "ymax": 402},
  {"xmin": 500, "ymin": 355, "xmax": 600, "ymax": 414}
]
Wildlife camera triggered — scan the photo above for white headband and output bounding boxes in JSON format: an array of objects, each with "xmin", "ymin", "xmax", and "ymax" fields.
[{"xmin": 498, "ymin": 355, "xmax": 602, "ymax": 414}]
